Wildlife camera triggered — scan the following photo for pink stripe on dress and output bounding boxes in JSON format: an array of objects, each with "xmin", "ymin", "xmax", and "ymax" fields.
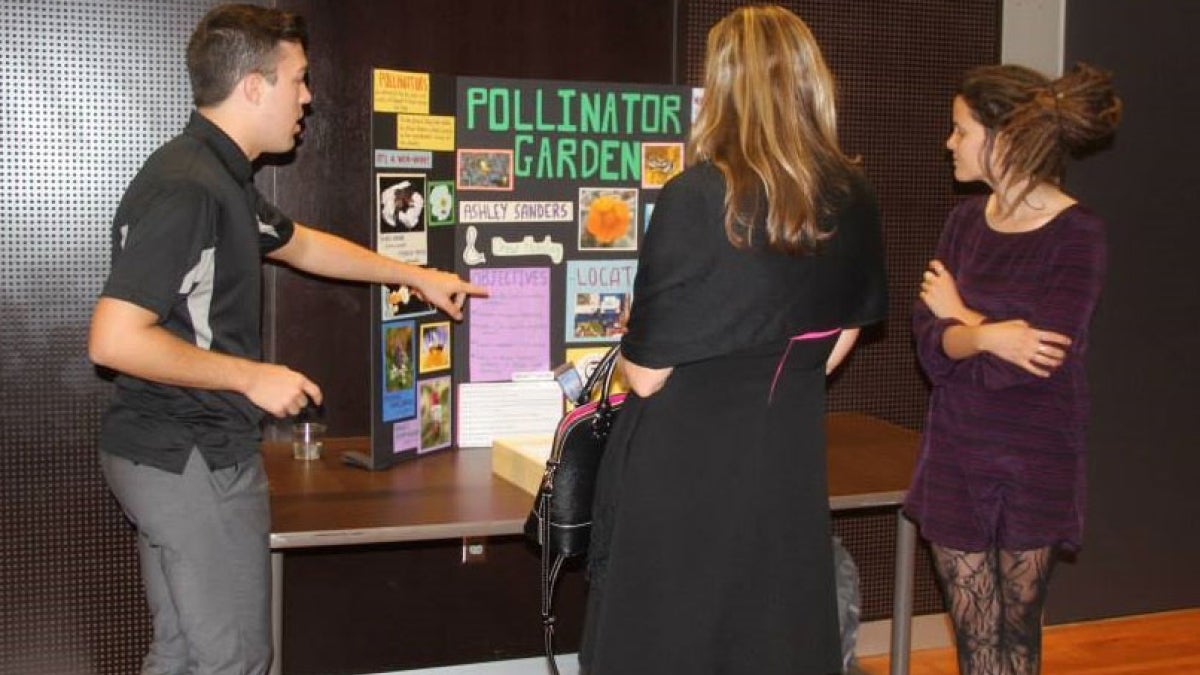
[{"xmin": 769, "ymin": 329, "xmax": 842, "ymax": 403}]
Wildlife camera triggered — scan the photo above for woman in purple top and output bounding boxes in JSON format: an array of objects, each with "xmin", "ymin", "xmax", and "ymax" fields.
[{"xmin": 905, "ymin": 63, "xmax": 1122, "ymax": 675}]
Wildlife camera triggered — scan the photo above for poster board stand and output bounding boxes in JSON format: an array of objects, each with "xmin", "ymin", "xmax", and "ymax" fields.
[{"xmin": 364, "ymin": 67, "xmax": 694, "ymax": 469}]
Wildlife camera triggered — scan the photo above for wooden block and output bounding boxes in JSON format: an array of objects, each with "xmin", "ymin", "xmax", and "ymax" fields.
[{"xmin": 491, "ymin": 435, "xmax": 553, "ymax": 496}]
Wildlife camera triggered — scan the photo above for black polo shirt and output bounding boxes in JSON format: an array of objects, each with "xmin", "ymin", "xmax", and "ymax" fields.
[{"xmin": 99, "ymin": 112, "xmax": 295, "ymax": 473}]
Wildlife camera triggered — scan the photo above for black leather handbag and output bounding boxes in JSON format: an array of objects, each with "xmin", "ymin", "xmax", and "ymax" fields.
[{"xmin": 524, "ymin": 343, "xmax": 625, "ymax": 674}]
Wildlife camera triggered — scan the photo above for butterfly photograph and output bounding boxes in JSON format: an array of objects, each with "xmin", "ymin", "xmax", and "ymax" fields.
[{"xmin": 641, "ymin": 142, "xmax": 684, "ymax": 189}]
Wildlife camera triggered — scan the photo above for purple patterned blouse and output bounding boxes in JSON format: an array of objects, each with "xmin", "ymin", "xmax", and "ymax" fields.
[{"xmin": 904, "ymin": 196, "xmax": 1107, "ymax": 552}]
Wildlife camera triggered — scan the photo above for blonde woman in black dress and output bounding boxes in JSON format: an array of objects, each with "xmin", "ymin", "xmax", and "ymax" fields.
[{"xmin": 581, "ymin": 6, "xmax": 887, "ymax": 673}]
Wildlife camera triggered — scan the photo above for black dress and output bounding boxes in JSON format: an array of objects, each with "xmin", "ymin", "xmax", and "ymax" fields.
[{"xmin": 580, "ymin": 162, "xmax": 886, "ymax": 674}]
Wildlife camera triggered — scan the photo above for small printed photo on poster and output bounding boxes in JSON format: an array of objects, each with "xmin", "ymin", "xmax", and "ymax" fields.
[
  {"xmin": 418, "ymin": 376, "xmax": 452, "ymax": 453},
  {"xmin": 392, "ymin": 418, "xmax": 419, "ymax": 455},
  {"xmin": 692, "ymin": 87, "xmax": 705, "ymax": 124},
  {"xmin": 565, "ymin": 346, "xmax": 628, "ymax": 399},
  {"xmin": 382, "ymin": 284, "xmax": 435, "ymax": 320},
  {"xmin": 427, "ymin": 181, "xmax": 456, "ymax": 226},
  {"xmin": 378, "ymin": 174, "xmax": 427, "ymax": 232},
  {"xmin": 377, "ymin": 173, "xmax": 428, "ymax": 266},
  {"xmin": 565, "ymin": 259, "xmax": 636, "ymax": 344},
  {"xmin": 578, "ymin": 187, "xmax": 638, "ymax": 251},
  {"xmin": 571, "ymin": 292, "xmax": 630, "ymax": 341},
  {"xmin": 641, "ymin": 143, "xmax": 684, "ymax": 189},
  {"xmin": 643, "ymin": 203, "xmax": 655, "ymax": 231},
  {"xmin": 419, "ymin": 321, "xmax": 451, "ymax": 373},
  {"xmin": 457, "ymin": 149, "xmax": 514, "ymax": 191},
  {"xmin": 381, "ymin": 320, "xmax": 416, "ymax": 422}
]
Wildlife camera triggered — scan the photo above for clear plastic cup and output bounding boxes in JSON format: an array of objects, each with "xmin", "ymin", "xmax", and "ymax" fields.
[{"xmin": 292, "ymin": 422, "xmax": 326, "ymax": 460}]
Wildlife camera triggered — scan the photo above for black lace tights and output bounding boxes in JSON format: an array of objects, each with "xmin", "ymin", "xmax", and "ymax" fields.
[{"xmin": 931, "ymin": 545, "xmax": 1057, "ymax": 675}]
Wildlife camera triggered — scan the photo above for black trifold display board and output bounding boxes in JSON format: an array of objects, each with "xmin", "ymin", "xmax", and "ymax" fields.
[{"xmin": 365, "ymin": 67, "xmax": 693, "ymax": 469}]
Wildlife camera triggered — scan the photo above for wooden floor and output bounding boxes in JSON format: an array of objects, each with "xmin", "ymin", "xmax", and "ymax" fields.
[{"xmin": 857, "ymin": 608, "xmax": 1200, "ymax": 674}]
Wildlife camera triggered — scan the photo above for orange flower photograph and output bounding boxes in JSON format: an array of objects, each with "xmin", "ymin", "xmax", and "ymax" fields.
[{"xmin": 578, "ymin": 187, "xmax": 638, "ymax": 251}]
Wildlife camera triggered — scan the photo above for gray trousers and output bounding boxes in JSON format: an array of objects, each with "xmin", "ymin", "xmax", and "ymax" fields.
[{"xmin": 101, "ymin": 449, "xmax": 272, "ymax": 675}]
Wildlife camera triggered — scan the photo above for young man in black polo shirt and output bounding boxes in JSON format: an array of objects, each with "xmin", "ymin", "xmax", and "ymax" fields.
[{"xmin": 87, "ymin": 5, "xmax": 485, "ymax": 674}]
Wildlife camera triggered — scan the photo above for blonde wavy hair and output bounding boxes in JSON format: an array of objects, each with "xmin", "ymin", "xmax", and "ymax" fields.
[{"xmin": 690, "ymin": 4, "xmax": 857, "ymax": 254}]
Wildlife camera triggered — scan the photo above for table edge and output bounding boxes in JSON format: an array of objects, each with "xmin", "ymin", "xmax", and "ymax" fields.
[{"xmin": 270, "ymin": 518, "xmax": 527, "ymax": 550}]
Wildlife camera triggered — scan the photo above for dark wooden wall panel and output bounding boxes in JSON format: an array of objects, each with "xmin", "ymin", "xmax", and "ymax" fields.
[
  {"xmin": 283, "ymin": 538, "xmax": 590, "ymax": 674},
  {"xmin": 262, "ymin": 0, "xmax": 679, "ymax": 439},
  {"xmin": 1047, "ymin": 0, "xmax": 1200, "ymax": 623}
]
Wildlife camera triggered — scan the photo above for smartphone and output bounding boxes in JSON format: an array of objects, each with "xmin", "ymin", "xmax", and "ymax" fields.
[{"xmin": 553, "ymin": 362, "xmax": 583, "ymax": 401}]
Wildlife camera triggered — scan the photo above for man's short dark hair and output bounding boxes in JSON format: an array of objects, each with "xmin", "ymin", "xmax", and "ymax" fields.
[{"xmin": 186, "ymin": 3, "xmax": 308, "ymax": 107}]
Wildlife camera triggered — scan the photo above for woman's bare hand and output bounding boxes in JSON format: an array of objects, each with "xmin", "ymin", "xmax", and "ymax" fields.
[
  {"xmin": 920, "ymin": 260, "xmax": 970, "ymax": 321},
  {"xmin": 976, "ymin": 319, "xmax": 1072, "ymax": 377}
]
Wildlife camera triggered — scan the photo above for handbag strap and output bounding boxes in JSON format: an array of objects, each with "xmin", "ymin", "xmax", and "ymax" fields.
[
  {"xmin": 539, "ymin": 342, "xmax": 620, "ymax": 674},
  {"xmin": 574, "ymin": 343, "xmax": 621, "ymax": 407},
  {"xmin": 538, "ymin": 489, "xmax": 566, "ymax": 675}
]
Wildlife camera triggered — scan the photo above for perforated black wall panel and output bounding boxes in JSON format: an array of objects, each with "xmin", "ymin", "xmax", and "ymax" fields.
[
  {"xmin": 683, "ymin": 0, "xmax": 999, "ymax": 430},
  {"xmin": 0, "ymin": 2, "xmax": 225, "ymax": 673},
  {"xmin": 832, "ymin": 509, "xmax": 939, "ymax": 621},
  {"xmin": 681, "ymin": 0, "xmax": 1000, "ymax": 621}
]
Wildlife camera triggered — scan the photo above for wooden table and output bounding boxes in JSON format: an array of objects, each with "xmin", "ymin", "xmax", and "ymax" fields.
[{"xmin": 265, "ymin": 411, "xmax": 920, "ymax": 675}]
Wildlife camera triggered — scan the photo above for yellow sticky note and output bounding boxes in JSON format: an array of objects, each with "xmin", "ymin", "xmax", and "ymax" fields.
[
  {"xmin": 396, "ymin": 114, "xmax": 456, "ymax": 152},
  {"xmin": 374, "ymin": 69, "xmax": 430, "ymax": 114}
]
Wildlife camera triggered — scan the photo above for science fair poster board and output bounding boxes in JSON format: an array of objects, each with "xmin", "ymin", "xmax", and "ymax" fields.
[
  {"xmin": 362, "ymin": 69, "xmax": 459, "ymax": 470},
  {"xmin": 366, "ymin": 68, "xmax": 693, "ymax": 468}
]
